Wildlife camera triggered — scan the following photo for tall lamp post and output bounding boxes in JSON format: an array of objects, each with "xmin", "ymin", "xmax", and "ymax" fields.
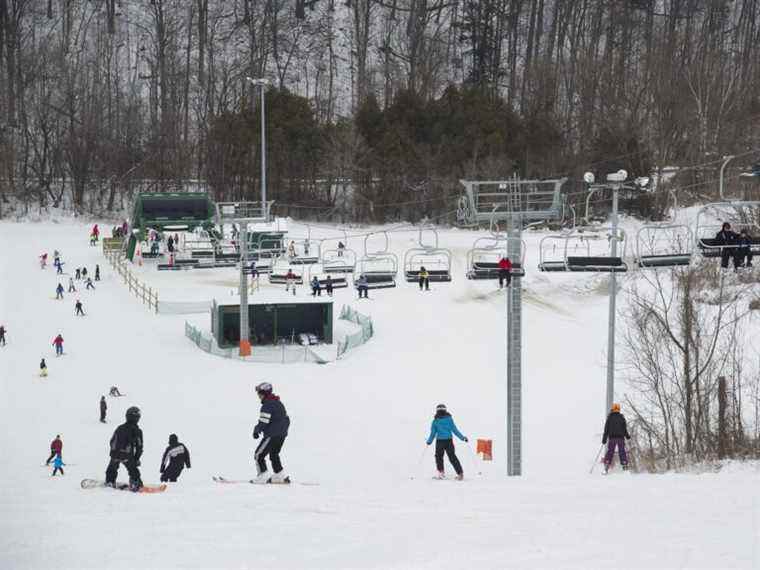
[{"xmin": 245, "ymin": 77, "xmax": 269, "ymax": 216}]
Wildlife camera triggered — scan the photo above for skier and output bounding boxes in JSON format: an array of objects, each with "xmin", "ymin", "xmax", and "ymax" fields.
[
  {"xmin": 100, "ymin": 396, "xmax": 107, "ymax": 423},
  {"xmin": 75, "ymin": 299, "xmax": 85, "ymax": 316},
  {"xmin": 498, "ymin": 256, "xmax": 513, "ymax": 288},
  {"xmin": 285, "ymin": 269, "xmax": 297, "ymax": 294},
  {"xmin": 105, "ymin": 406, "xmax": 144, "ymax": 491},
  {"xmin": 418, "ymin": 266, "xmax": 430, "ymax": 291},
  {"xmin": 82, "ymin": 267, "xmax": 88, "ymax": 280},
  {"xmin": 0, "ymin": 324, "xmax": 6, "ymax": 346},
  {"xmin": 45, "ymin": 435, "xmax": 63, "ymax": 465},
  {"xmin": 75, "ymin": 268, "xmax": 81, "ymax": 280},
  {"xmin": 95, "ymin": 265, "xmax": 101, "ymax": 281},
  {"xmin": 602, "ymin": 403, "xmax": 631, "ymax": 473},
  {"xmin": 252, "ymin": 382, "xmax": 290, "ymax": 483},
  {"xmin": 337, "ymin": 241, "xmax": 345, "ymax": 257},
  {"xmin": 68, "ymin": 278, "xmax": 76, "ymax": 293},
  {"xmin": 310, "ymin": 276, "xmax": 321, "ymax": 297},
  {"xmin": 51, "ymin": 453, "xmax": 65, "ymax": 476},
  {"xmin": 90, "ymin": 233, "xmax": 97, "ymax": 246},
  {"xmin": 52, "ymin": 333, "xmax": 64, "ymax": 356},
  {"xmin": 39, "ymin": 358, "xmax": 48, "ymax": 377},
  {"xmin": 55, "ymin": 283, "xmax": 65, "ymax": 300},
  {"xmin": 159, "ymin": 434, "xmax": 191, "ymax": 482},
  {"xmin": 92, "ymin": 224, "xmax": 99, "ymax": 241},
  {"xmin": 715, "ymin": 222, "xmax": 738, "ymax": 270},
  {"xmin": 735, "ymin": 228, "xmax": 754, "ymax": 269},
  {"xmin": 356, "ymin": 274, "xmax": 369, "ymax": 299},
  {"xmin": 426, "ymin": 404, "xmax": 468, "ymax": 480},
  {"xmin": 85, "ymin": 277, "xmax": 95, "ymax": 290},
  {"xmin": 55, "ymin": 258, "xmax": 64, "ymax": 274},
  {"xmin": 287, "ymin": 240, "xmax": 297, "ymax": 259},
  {"xmin": 40, "ymin": 253, "xmax": 48, "ymax": 269},
  {"xmin": 325, "ymin": 275, "xmax": 334, "ymax": 297},
  {"xmin": 109, "ymin": 386, "xmax": 124, "ymax": 397}
]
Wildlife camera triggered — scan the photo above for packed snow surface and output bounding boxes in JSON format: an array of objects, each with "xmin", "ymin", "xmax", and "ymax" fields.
[{"xmin": 1, "ymin": 218, "xmax": 758, "ymax": 569}]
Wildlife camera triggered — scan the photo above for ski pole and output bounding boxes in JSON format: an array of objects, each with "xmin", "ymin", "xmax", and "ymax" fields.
[{"xmin": 589, "ymin": 444, "xmax": 604, "ymax": 474}]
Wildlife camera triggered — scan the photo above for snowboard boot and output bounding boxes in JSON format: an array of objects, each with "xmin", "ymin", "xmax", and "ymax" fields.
[
  {"xmin": 252, "ymin": 471, "xmax": 270, "ymax": 484},
  {"xmin": 603, "ymin": 463, "xmax": 609, "ymax": 474},
  {"xmin": 129, "ymin": 478, "xmax": 143, "ymax": 492},
  {"xmin": 434, "ymin": 471, "xmax": 445, "ymax": 480},
  {"xmin": 270, "ymin": 471, "xmax": 290, "ymax": 484},
  {"xmin": 622, "ymin": 463, "xmax": 629, "ymax": 471},
  {"xmin": 455, "ymin": 473, "xmax": 464, "ymax": 481}
]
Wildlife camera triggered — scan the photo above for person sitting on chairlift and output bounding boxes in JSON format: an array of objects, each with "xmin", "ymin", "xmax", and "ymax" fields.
[
  {"xmin": 337, "ymin": 241, "xmax": 345, "ymax": 257},
  {"xmin": 310, "ymin": 276, "xmax": 321, "ymax": 297},
  {"xmin": 498, "ymin": 256, "xmax": 513, "ymax": 288},
  {"xmin": 735, "ymin": 228, "xmax": 754, "ymax": 269},
  {"xmin": 418, "ymin": 266, "xmax": 430, "ymax": 291},
  {"xmin": 715, "ymin": 222, "xmax": 739, "ymax": 269},
  {"xmin": 285, "ymin": 269, "xmax": 297, "ymax": 293}
]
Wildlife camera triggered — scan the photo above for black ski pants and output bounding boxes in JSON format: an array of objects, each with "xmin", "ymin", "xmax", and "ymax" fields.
[
  {"xmin": 419, "ymin": 276, "xmax": 429, "ymax": 291},
  {"xmin": 100, "ymin": 408, "xmax": 106, "ymax": 422},
  {"xmin": 160, "ymin": 464, "xmax": 185, "ymax": 482},
  {"xmin": 106, "ymin": 457, "xmax": 142, "ymax": 486},
  {"xmin": 254, "ymin": 435, "xmax": 286, "ymax": 474},
  {"xmin": 499, "ymin": 269, "xmax": 511, "ymax": 288},
  {"xmin": 45, "ymin": 451, "xmax": 58, "ymax": 465},
  {"xmin": 52, "ymin": 467, "xmax": 64, "ymax": 476},
  {"xmin": 435, "ymin": 439, "xmax": 463, "ymax": 475}
]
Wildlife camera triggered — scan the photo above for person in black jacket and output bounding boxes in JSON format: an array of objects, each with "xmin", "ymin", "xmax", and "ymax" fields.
[
  {"xmin": 252, "ymin": 382, "xmax": 290, "ymax": 483},
  {"xmin": 160, "ymin": 434, "xmax": 191, "ymax": 482},
  {"xmin": 735, "ymin": 228, "xmax": 754, "ymax": 269},
  {"xmin": 715, "ymin": 222, "xmax": 738, "ymax": 269},
  {"xmin": 99, "ymin": 396, "xmax": 107, "ymax": 423},
  {"xmin": 602, "ymin": 403, "xmax": 631, "ymax": 473},
  {"xmin": 105, "ymin": 406, "xmax": 144, "ymax": 491}
]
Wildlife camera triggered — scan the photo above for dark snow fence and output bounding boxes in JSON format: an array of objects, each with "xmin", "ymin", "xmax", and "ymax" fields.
[{"xmin": 336, "ymin": 306, "xmax": 374, "ymax": 359}]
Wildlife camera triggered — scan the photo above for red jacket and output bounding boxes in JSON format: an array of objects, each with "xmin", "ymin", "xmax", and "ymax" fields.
[
  {"xmin": 52, "ymin": 335, "xmax": 64, "ymax": 346},
  {"xmin": 51, "ymin": 438, "xmax": 62, "ymax": 453},
  {"xmin": 498, "ymin": 258, "xmax": 512, "ymax": 270}
]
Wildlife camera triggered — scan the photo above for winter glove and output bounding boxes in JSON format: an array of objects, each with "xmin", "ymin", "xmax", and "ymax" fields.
[
  {"xmin": 253, "ymin": 431, "xmax": 260, "ymax": 440},
  {"xmin": 602, "ymin": 439, "xmax": 607, "ymax": 445},
  {"xmin": 463, "ymin": 437, "xmax": 469, "ymax": 443},
  {"xmin": 426, "ymin": 441, "xmax": 431, "ymax": 446}
]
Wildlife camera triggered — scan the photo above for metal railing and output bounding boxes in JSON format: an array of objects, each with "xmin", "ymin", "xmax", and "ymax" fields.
[
  {"xmin": 336, "ymin": 305, "xmax": 374, "ymax": 359},
  {"xmin": 104, "ymin": 249, "xmax": 159, "ymax": 313}
]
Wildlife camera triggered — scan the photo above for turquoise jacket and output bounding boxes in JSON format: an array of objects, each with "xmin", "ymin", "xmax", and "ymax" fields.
[
  {"xmin": 53, "ymin": 455, "xmax": 65, "ymax": 468},
  {"xmin": 427, "ymin": 414, "xmax": 466, "ymax": 444}
]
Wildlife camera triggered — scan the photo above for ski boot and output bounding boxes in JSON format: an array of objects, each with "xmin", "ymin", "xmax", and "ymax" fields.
[
  {"xmin": 434, "ymin": 471, "xmax": 446, "ymax": 480},
  {"xmin": 455, "ymin": 474, "xmax": 464, "ymax": 481},
  {"xmin": 603, "ymin": 463, "xmax": 609, "ymax": 475}
]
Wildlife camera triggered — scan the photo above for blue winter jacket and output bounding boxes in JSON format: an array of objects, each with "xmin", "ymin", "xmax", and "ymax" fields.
[
  {"xmin": 427, "ymin": 413, "xmax": 466, "ymax": 444},
  {"xmin": 53, "ymin": 455, "xmax": 65, "ymax": 468}
]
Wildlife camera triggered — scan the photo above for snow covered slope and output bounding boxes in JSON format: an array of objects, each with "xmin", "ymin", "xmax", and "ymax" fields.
[{"xmin": 0, "ymin": 219, "xmax": 758, "ymax": 569}]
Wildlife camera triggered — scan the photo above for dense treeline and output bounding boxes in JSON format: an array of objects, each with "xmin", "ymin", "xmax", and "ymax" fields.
[{"xmin": 1, "ymin": 1, "xmax": 759, "ymax": 220}]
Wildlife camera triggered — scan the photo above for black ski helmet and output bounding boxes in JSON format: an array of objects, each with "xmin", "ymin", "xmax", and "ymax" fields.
[
  {"xmin": 255, "ymin": 382, "xmax": 273, "ymax": 395},
  {"xmin": 436, "ymin": 404, "xmax": 447, "ymax": 412},
  {"xmin": 168, "ymin": 433, "xmax": 178, "ymax": 445},
  {"xmin": 125, "ymin": 406, "xmax": 141, "ymax": 423}
]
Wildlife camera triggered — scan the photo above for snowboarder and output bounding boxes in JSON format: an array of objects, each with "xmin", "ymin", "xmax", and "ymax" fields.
[
  {"xmin": 51, "ymin": 453, "xmax": 65, "ymax": 476},
  {"xmin": 39, "ymin": 358, "xmax": 48, "ymax": 377},
  {"xmin": 602, "ymin": 403, "xmax": 631, "ymax": 473},
  {"xmin": 55, "ymin": 283, "xmax": 65, "ymax": 300},
  {"xmin": 337, "ymin": 241, "xmax": 345, "ymax": 257},
  {"xmin": 285, "ymin": 269, "xmax": 297, "ymax": 294},
  {"xmin": 105, "ymin": 406, "xmax": 144, "ymax": 491},
  {"xmin": 0, "ymin": 325, "xmax": 6, "ymax": 346},
  {"xmin": 356, "ymin": 274, "xmax": 369, "ymax": 299},
  {"xmin": 75, "ymin": 268, "xmax": 81, "ymax": 280},
  {"xmin": 715, "ymin": 222, "xmax": 738, "ymax": 269},
  {"xmin": 100, "ymin": 396, "xmax": 107, "ymax": 423},
  {"xmin": 159, "ymin": 434, "xmax": 191, "ymax": 482},
  {"xmin": 735, "ymin": 228, "xmax": 754, "ymax": 269},
  {"xmin": 310, "ymin": 276, "xmax": 321, "ymax": 297},
  {"xmin": 109, "ymin": 386, "xmax": 124, "ymax": 397},
  {"xmin": 498, "ymin": 257, "xmax": 513, "ymax": 288},
  {"xmin": 418, "ymin": 267, "xmax": 430, "ymax": 291},
  {"xmin": 95, "ymin": 265, "xmax": 101, "ymax": 281},
  {"xmin": 52, "ymin": 334, "xmax": 64, "ymax": 356},
  {"xmin": 85, "ymin": 277, "xmax": 95, "ymax": 290},
  {"xmin": 426, "ymin": 404, "xmax": 468, "ymax": 480},
  {"xmin": 325, "ymin": 275, "xmax": 334, "ymax": 297},
  {"xmin": 75, "ymin": 299, "xmax": 85, "ymax": 316},
  {"xmin": 252, "ymin": 382, "xmax": 290, "ymax": 483},
  {"xmin": 68, "ymin": 278, "xmax": 76, "ymax": 293},
  {"xmin": 45, "ymin": 435, "xmax": 62, "ymax": 465}
]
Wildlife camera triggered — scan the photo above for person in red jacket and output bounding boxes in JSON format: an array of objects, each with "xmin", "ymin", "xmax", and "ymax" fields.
[
  {"xmin": 498, "ymin": 256, "xmax": 512, "ymax": 289},
  {"xmin": 52, "ymin": 334, "xmax": 64, "ymax": 356},
  {"xmin": 45, "ymin": 434, "xmax": 63, "ymax": 465}
]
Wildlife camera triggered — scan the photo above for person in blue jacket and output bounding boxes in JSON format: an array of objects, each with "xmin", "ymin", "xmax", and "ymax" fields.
[
  {"xmin": 252, "ymin": 382, "xmax": 290, "ymax": 483},
  {"xmin": 51, "ymin": 453, "xmax": 65, "ymax": 476},
  {"xmin": 426, "ymin": 404, "xmax": 468, "ymax": 480}
]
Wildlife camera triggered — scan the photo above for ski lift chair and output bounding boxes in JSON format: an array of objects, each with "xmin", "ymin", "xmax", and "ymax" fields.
[
  {"xmin": 321, "ymin": 230, "xmax": 357, "ymax": 273},
  {"xmin": 305, "ymin": 265, "xmax": 348, "ymax": 289},
  {"xmin": 465, "ymin": 237, "xmax": 526, "ymax": 279},
  {"xmin": 404, "ymin": 229, "xmax": 452, "ymax": 282},
  {"xmin": 538, "ymin": 234, "xmax": 576, "ymax": 272},
  {"xmin": 562, "ymin": 227, "xmax": 627, "ymax": 272},
  {"xmin": 354, "ymin": 232, "xmax": 398, "ymax": 289},
  {"xmin": 636, "ymin": 225, "xmax": 693, "ymax": 268},
  {"xmin": 268, "ymin": 256, "xmax": 304, "ymax": 285},
  {"xmin": 696, "ymin": 202, "xmax": 760, "ymax": 259}
]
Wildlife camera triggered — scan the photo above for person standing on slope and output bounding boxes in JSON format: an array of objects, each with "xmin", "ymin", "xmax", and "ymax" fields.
[
  {"xmin": 0, "ymin": 324, "xmax": 6, "ymax": 346},
  {"xmin": 45, "ymin": 435, "xmax": 63, "ymax": 465},
  {"xmin": 39, "ymin": 358, "xmax": 48, "ymax": 377},
  {"xmin": 95, "ymin": 264, "xmax": 101, "ymax": 281},
  {"xmin": 426, "ymin": 404, "xmax": 468, "ymax": 480},
  {"xmin": 51, "ymin": 453, "xmax": 65, "ymax": 476},
  {"xmin": 100, "ymin": 396, "xmax": 107, "ymax": 423},
  {"xmin": 55, "ymin": 283, "xmax": 65, "ymax": 300},
  {"xmin": 252, "ymin": 382, "xmax": 290, "ymax": 483},
  {"xmin": 52, "ymin": 334, "xmax": 64, "ymax": 356},
  {"xmin": 159, "ymin": 434, "xmax": 191, "ymax": 482},
  {"xmin": 75, "ymin": 299, "xmax": 85, "ymax": 316},
  {"xmin": 602, "ymin": 403, "xmax": 631, "ymax": 473},
  {"xmin": 105, "ymin": 406, "xmax": 144, "ymax": 491}
]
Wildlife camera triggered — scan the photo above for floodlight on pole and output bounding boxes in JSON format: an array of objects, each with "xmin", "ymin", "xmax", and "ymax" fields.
[{"xmin": 245, "ymin": 77, "xmax": 270, "ymax": 217}]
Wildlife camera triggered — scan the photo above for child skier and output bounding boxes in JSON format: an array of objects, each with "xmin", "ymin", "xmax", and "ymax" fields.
[
  {"xmin": 602, "ymin": 403, "xmax": 631, "ymax": 473},
  {"xmin": 310, "ymin": 276, "xmax": 321, "ymax": 297},
  {"xmin": 100, "ymin": 396, "xmax": 107, "ymax": 423},
  {"xmin": 252, "ymin": 382, "xmax": 290, "ymax": 483},
  {"xmin": 75, "ymin": 299, "xmax": 85, "ymax": 316},
  {"xmin": 82, "ymin": 267, "xmax": 88, "ymax": 280},
  {"xmin": 426, "ymin": 404, "xmax": 468, "ymax": 480},
  {"xmin": 105, "ymin": 406, "xmax": 144, "ymax": 491},
  {"xmin": 55, "ymin": 283, "xmax": 64, "ymax": 300},
  {"xmin": 0, "ymin": 324, "xmax": 6, "ymax": 346},
  {"xmin": 52, "ymin": 334, "xmax": 64, "ymax": 356},
  {"xmin": 39, "ymin": 358, "xmax": 48, "ymax": 377},
  {"xmin": 94, "ymin": 264, "xmax": 101, "ymax": 281},
  {"xmin": 109, "ymin": 386, "xmax": 124, "ymax": 397},
  {"xmin": 68, "ymin": 278, "xmax": 76, "ymax": 293},
  {"xmin": 75, "ymin": 268, "xmax": 81, "ymax": 280},
  {"xmin": 45, "ymin": 435, "xmax": 62, "ymax": 465},
  {"xmin": 159, "ymin": 434, "xmax": 191, "ymax": 482},
  {"xmin": 51, "ymin": 454, "xmax": 65, "ymax": 476},
  {"xmin": 85, "ymin": 277, "xmax": 95, "ymax": 290}
]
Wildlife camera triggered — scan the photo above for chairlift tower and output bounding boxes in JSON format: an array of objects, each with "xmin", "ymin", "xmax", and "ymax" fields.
[
  {"xmin": 460, "ymin": 177, "xmax": 565, "ymax": 477},
  {"xmin": 216, "ymin": 202, "xmax": 272, "ymax": 356}
]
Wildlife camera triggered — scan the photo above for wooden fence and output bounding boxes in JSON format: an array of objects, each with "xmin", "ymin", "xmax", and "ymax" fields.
[{"xmin": 104, "ymin": 248, "xmax": 159, "ymax": 313}]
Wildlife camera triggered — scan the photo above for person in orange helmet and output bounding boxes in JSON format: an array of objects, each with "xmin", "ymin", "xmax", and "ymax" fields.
[{"xmin": 602, "ymin": 403, "xmax": 631, "ymax": 473}]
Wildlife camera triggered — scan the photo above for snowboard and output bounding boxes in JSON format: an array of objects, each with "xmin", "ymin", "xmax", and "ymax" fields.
[
  {"xmin": 80, "ymin": 478, "xmax": 167, "ymax": 493},
  {"xmin": 212, "ymin": 475, "xmax": 318, "ymax": 486}
]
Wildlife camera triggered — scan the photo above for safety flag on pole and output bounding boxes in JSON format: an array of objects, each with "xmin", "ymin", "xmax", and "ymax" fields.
[{"xmin": 476, "ymin": 439, "xmax": 493, "ymax": 461}]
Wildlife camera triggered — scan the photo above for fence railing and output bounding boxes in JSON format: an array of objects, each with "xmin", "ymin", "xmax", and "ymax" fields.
[
  {"xmin": 102, "ymin": 237, "xmax": 125, "ymax": 252},
  {"xmin": 104, "ymin": 248, "xmax": 159, "ymax": 313},
  {"xmin": 184, "ymin": 322, "xmax": 328, "ymax": 364},
  {"xmin": 337, "ymin": 305, "xmax": 374, "ymax": 359}
]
